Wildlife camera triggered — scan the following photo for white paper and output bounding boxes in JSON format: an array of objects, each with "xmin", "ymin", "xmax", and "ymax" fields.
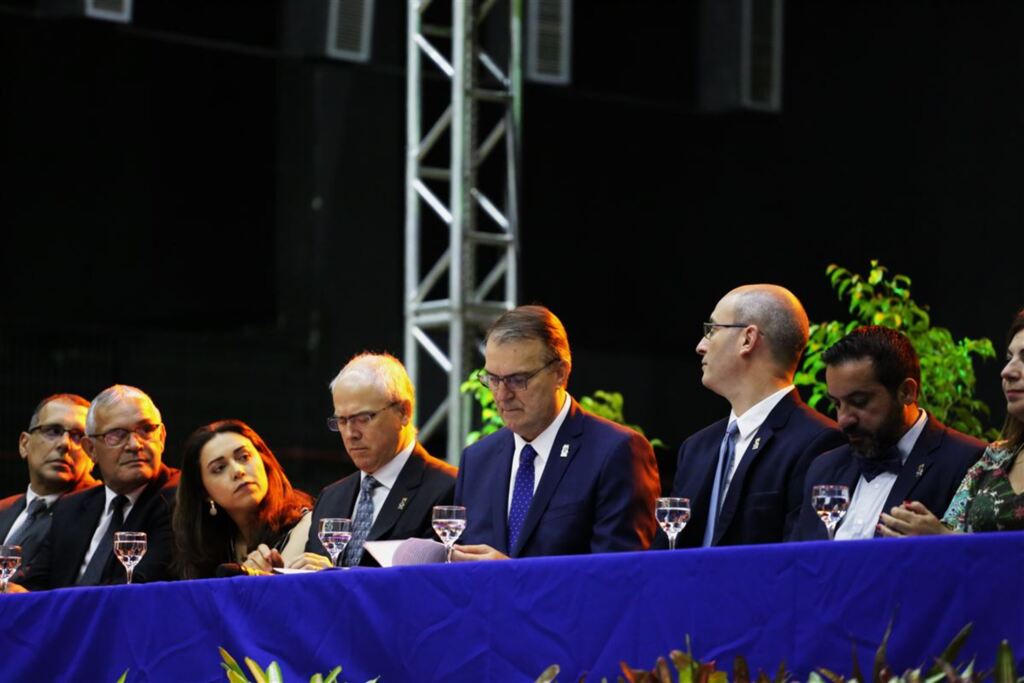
[{"xmin": 364, "ymin": 540, "xmax": 404, "ymax": 567}]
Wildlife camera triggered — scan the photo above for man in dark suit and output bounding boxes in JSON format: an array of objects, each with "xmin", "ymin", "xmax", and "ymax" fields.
[
  {"xmin": 791, "ymin": 326, "xmax": 985, "ymax": 541},
  {"xmin": 452, "ymin": 305, "xmax": 660, "ymax": 560},
  {"xmin": 666, "ymin": 285, "xmax": 846, "ymax": 549},
  {"xmin": 293, "ymin": 353, "xmax": 457, "ymax": 569},
  {"xmin": 0, "ymin": 394, "xmax": 99, "ymax": 582},
  {"xmin": 15, "ymin": 385, "xmax": 179, "ymax": 590}
]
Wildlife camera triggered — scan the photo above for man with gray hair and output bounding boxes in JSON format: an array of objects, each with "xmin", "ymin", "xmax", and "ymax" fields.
[
  {"xmin": 293, "ymin": 352, "xmax": 457, "ymax": 569},
  {"xmin": 0, "ymin": 394, "xmax": 99, "ymax": 583},
  {"xmin": 453, "ymin": 305, "xmax": 660, "ymax": 560},
  {"xmin": 662, "ymin": 285, "xmax": 845, "ymax": 548},
  {"xmin": 16, "ymin": 385, "xmax": 180, "ymax": 590}
]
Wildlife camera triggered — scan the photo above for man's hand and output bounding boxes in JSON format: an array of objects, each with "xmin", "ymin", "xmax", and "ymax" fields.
[
  {"xmin": 450, "ymin": 544, "xmax": 510, "ymax": 561},
  {"xmin": 287, "ymin": 552, "xmax": 335, "ymax": 571},
  {"xmin": 877, "ymin": 500, "xmax": 954, "ymax": 537}
]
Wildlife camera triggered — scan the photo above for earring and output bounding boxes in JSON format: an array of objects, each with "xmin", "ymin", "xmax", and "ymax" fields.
[{"xmin": 208, "ymin": 499, "xmax": 217, "ymax": 516}]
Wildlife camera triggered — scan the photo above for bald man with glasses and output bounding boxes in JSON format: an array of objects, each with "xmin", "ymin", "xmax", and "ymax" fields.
[
  {"xmin": 14, "ymin": 385, "xmax": 180, "ymax": 591},
  {"xmin": 0, "ymin": 394, "xmax": 99, "ymax": 583},
  {"xmin": 659, "ymin": 285, "xmax": 845, "ymax": 549},
  {"xmin": 452, "ymin": 305, "xmax": 660, "ymax": 561}
]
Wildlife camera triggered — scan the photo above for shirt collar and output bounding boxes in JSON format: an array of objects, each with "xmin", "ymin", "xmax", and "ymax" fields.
[
  {"xmin": 730, "ymin": 385, "xmax": 793, "ymax": 440},
  {"xmin": 362, "ymin": 439, "xmax": 416, "ymax": 490},
  {"xmin": 25, "ymin": 486, "xmax": 62, "ymax": 509},
  {"xmin": 513, "ymin": 392, "xmax": 572, "ymax": 459},
  {"xmin": 103, "ymin": 483, "xmax": 147, "ymax": 512},
  {"xmin": 896, "ymin": 409, "xmax": 928, "ymax": 463}
]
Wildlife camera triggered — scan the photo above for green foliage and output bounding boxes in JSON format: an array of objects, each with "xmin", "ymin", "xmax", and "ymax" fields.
[
  {"xmin": 795, "ymin": 261, "xmax": 998, "ymax": 440},
  {"xmin": 462, "ymin": 373, "xmax": 663, "ymax": 448},
  {"xmin": 217, "ymin": 647, "xmax": 368, "ymax": 683},
  {"xmin": 540, "ymin": 623, "xmax": 1023, "ymax": 683}
]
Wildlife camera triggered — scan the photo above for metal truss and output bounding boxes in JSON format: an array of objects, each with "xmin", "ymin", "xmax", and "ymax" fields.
[{"xmin": 405, "ymin": 0, "xmax": 522, "ymax": 462}]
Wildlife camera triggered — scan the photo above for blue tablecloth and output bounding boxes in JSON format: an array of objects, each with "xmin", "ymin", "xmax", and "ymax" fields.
[{"xmin": 2, "ymin": 533, "xmax": 1022, "ymax": 682}]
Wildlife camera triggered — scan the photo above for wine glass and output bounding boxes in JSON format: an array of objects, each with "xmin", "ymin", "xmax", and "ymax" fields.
[
  {"xmin": 655, "ymin": 497, "xmax": 691, "ymax": 551},
  {"xmin": 113, "ymin": 532, "xmax": 147, "ymax": 585},
  {"xmin": 0, "ymin": 545, "xmax": 22, "ymax": 593},
  {"xmin": 812, "ymin": 485, "xmax": 850, "ymax": 540},
  {"xmin": 432, "ymin": 505, "xmax": 467, "ymax": 563},
  {"xmin": 317, "ymin": 518, "xmax": 352, "ymax": 567}
]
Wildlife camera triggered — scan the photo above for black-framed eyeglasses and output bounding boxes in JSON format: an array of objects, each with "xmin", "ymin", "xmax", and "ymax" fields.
[
  {"xmin": 88, "ymin": 423, "xmax": 163, "ymax": 447},
  {"xmin": 327, "ymin": 401, "xmax": 401, "ymax": 432},
  {"xmin": 476, "ymin": 358, "xmax": 559, "ymax": 393},
  {"xmin": 702, "ymin": 322, "xmax": 752, "ymax": 339},
  {"xmin": 28, "ymin": 424, "xmax": 86, "ymax": 445}
]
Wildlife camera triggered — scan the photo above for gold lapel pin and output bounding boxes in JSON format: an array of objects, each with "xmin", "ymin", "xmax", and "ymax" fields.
[
  {"xmin": 397, "ymin": 497, "xmax": 409, "ymax": 510},
  {"xmin": 915, "ymin": 464, "xmax": 925, "ymax": 478}
]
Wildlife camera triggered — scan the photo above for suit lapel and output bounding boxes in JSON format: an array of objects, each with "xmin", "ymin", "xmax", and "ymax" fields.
[
  {"xmin": 369, "ymin": 444, "xmax": 426, "ymax": 541},
  {"xmin": 490, "ymin": 431, "xmax": 515, "ymax": 555},
  {"xmin": 0, "ymin": 495, "xmax": 26, "ymax": 540},
  {"xmin": 714, "ymin": 390, "xmax": 797, "ymax": 544},
  {"xmin": 64, "ymin": 490, "xmax": 105, "ymax": 583},
  {"xmin": 883, "ymin": 417, "xmax": 941, "ymax": 511},
  {"xmin": 511, "ymin": 400, "xmax": 584, "ymax": 557}
]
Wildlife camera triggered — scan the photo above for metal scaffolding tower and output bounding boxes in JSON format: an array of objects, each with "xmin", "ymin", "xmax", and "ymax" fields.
[{"xmin": 405, "ymin": 0, "xmax": 522, "ymax": 462}]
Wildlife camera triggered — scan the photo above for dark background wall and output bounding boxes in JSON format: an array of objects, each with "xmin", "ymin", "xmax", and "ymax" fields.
[{"xmin": 1, "ymin": 0, "xmax": 1020, "ymax": 497}]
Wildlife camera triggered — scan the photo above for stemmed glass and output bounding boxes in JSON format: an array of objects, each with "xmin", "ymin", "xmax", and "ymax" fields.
[
  {"xmin": 432, "ymin": 505, "xmax": 467, "ymax": 563},
  {"xmin": 812, "ymin": 485, "xmax": 850, "ymax": 540},
  {"xmin": 318, "ymin": 518, "xmax": 352, "ymax": 567},
  {"xmin": 113, "ymin": 532, "xmax": 147, "ymax": 585},
  {"xmin": 0, "ymin": 544, "xmax": 22, "ymax": 593},
  {"xmin": 655, "ymin": 497, "xmax": 691, "ymax": 551}
]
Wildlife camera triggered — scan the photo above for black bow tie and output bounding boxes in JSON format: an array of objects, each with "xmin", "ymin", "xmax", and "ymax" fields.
[{"xmin": 854, "ymin": 447, "xmax": 903, "ymax": 482}]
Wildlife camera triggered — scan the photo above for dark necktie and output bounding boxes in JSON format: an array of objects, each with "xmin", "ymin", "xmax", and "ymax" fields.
[
  {"xmin": 343, "ymin": 476, "xmax": 381, "ymax": 567},
  {"xmin": 507, "ymin": 444, "xmax": 538, "ymax": 551},
  {"xmin": 6, "ymin": 498, "xmax": 49, "ymax": 547},
  {"xmin": 855, "ymin": 446, "xmax": 903, "ymax": 482},
  {"xmin": 78, "ymin": 494, "xmax": 128, "ymax": 585},
  {"xmin": 702, "ymin": 420, "xmax": 739, "ymax": 547}
]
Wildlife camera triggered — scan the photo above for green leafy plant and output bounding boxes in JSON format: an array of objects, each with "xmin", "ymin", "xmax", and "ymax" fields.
[
  {"xmin": 461, "ymin": 374, "xmax": 663, "ymax": 448},
  {"xmin": 795, "ymin": 261, "xmax": 998, "ymax": 440},
  {"xmin": 217, "ymin": 647, "xmax": 376, "ymax": 683},
  {"xmin": 538, "ymin": 622, "xmax": 1023, "ymax": 683}
]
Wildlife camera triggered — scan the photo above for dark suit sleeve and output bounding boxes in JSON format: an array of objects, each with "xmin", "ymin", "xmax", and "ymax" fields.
[
  {"xmin": 783, "ymin": 427, "xmax": 847, "ymax": 540},
  {"xmin": 19, "ymin": 527, "xmax": 53, "ymax": 591},
  {"xmin": 591, "ymin": 432, "xmax": 660, "ymax": 553},
  {"xmin": 128, "ymin": 490, "xmax": 176, "ymax": 584}
]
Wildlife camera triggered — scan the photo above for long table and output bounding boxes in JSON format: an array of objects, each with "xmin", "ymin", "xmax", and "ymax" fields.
[{"xmin": 2, "ymin": 533, "xmax": 1022, "ymax": 682}]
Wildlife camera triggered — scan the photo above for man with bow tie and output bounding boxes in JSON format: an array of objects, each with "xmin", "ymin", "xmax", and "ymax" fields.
[
  {"xmin": 791, "ymin": 326, "xmax": 985, "ymax": 541},
  {"xmin": 0, "ymin": 394, "xmax": 99, "ymax": 582}
]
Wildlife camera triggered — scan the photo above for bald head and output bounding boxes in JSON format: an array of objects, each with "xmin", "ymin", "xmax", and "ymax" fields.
[{"xmin": 725, "ymin": 284, "xmax": 809, "ymax": 375}]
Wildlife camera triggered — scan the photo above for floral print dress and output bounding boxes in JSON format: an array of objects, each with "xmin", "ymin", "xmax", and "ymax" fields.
[{"xmin": 941, "ymin": 442, "xmax": 1024, "ymax": 532}]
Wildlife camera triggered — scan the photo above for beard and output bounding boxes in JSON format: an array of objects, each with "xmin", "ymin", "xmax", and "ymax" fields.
[{"xmin": 844, "ymin": 406, "xmax": 906, "ymax": 458}]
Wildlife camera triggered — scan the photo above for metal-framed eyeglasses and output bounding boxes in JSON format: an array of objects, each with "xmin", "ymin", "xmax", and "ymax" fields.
[
  {"xmin": 476, "ymin": 358, "xmax": 560, "ymax": 393},
  {"xmin": 702, "ymin": 322, "xmax": 753, "ymax": 339},
  {"xmin": 88, "ymin": 423, "xmax": 163, "ymax": 447},
  {"xmin": 28, "ymin": 424, "xmax": 86, "ymax": 445},
  {"xmin": 327, "ymin": 401, "xmax": 401, "ymax": 432}
]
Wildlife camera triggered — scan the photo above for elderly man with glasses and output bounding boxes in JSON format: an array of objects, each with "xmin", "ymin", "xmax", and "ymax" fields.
[
  {"xmin": 658, "ymin": 284, "xmax": 845, "ymax": 550},
  {"xmin": 0, "ymin": 394, "xmax": 100, "ymax": 583},
  {"xmin": 451, "ymin": 305, "xmax": 660, "ymax": 561},
  {"xmin": 14, "ymin": 385, "xmax": 180, "ymax": 590},
  {"xmin": 289, "ymin": 352, "xmax": 456, "ymax": 570}
]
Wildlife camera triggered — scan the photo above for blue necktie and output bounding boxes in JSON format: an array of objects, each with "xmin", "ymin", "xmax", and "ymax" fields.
[
  {"xmin": 507, "ymin": 444, "xmax": 538, "ymax": 552},
  {"xmin": 702, "ymin": 420, "xmax": 739, "ymax": 547},
  {"xmin": 343, "ymin": 475, "xmax": 381, "ymax": 567},
  {"xmin": 6, "ymin": 498, "xmax": 48, "ymax": 547}
]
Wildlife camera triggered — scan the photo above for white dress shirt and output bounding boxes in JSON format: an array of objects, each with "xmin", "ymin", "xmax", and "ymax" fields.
[
  {"xmin": 507, "ymin": 392, "xmax": 572, "ymax": 515},
  {"xmin": 76, "ymin": 484, "xmax": 146, "ymax": 580},
  {"xmin": 359, "ymin": 440, "xmax": 415, "ymax": 526},
  {"xmin": 835, "ymin": 409, "xmax": 928, "ymax": 541},
  {"xmin": 3, "ymin": 486, "xmax": 61, "ymax": 544}
]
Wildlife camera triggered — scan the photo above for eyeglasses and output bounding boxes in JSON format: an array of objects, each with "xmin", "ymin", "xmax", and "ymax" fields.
[
  {"xmin": 327, "ymin": 401, "xmax": 400, "ymax": 432},
  {"xmin": 476, "ymin": 358, "xmax": 559, "ymax": 393},
  {"xmin": 89, "ymin": 423, "xmax": 163, "ymax": 447},
  {"xmin": 702, "ymin": 322, "xmax": 752, "ymax": 339},
  {"xmin": 28, "ymin": 424, "xmax": 86, "ymax": 445}
]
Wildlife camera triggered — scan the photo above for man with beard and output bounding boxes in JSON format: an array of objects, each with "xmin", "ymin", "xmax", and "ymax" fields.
[
  {"xmin": 791, "ymin": 326, "xmax": 985, "ymax": 541},
  {"xmin": 0, "ymin": 394, "xmax": 99, "ymax": 582}
]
